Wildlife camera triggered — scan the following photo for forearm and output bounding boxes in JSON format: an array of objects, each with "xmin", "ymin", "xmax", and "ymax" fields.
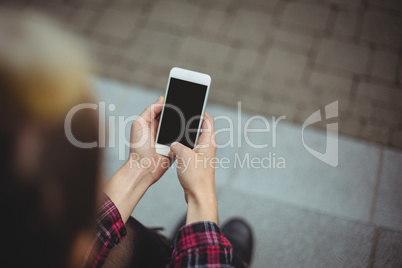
[
  {"xmin": 186, "ymin": 191, "xmax": 218, "ymax": 225},
  {"xmin": 103, "ymin": 161, "xmax": 152, "ymax": 223}
]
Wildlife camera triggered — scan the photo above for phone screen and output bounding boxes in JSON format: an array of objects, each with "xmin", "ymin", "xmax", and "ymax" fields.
[{"xmin": 157, "ymin": 78, "xmax": 208, "ymax": 148}]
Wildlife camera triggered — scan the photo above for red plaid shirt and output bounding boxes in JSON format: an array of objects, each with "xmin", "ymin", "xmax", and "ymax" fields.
[
  {"xmin": 84, "ymin": 195, "xmax": 234, "ymax": 267},
  {"xmin": 84, "ymin": 196, "xmax": 126, "ymax": 267},
  {"xmin": 169, "ymin": 221, "xmax": 235, "ymax": 267}
]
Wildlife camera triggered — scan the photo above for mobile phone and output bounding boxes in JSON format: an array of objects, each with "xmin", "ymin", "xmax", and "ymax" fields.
[{"xmin": 155, "ymin": 67, "xmax": 211, "ymax": 157}]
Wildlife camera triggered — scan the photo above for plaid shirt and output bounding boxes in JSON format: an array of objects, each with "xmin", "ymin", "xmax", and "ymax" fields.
[
  {"xmin": 168, "ymin": 221, "xmax": 234, "ymax": 268},
  {"xmin": 84, "ymin": 195, "xmax": 127, "ymax": 267},
  {"xmin": 84, "ymin": 195, "xmax": 234, "ymax": 268}
]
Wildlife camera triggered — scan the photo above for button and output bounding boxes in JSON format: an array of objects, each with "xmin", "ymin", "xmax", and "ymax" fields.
[
  {"xmin": 111, "ymin": 234, "xmax": 119, "ymax": 245},
  {"xmin": 119, "ymin": 227, "xmax": 127, "ymax": 237}
]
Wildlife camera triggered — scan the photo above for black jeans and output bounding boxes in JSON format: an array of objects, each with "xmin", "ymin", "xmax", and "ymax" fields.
[{"xmin": 103, "ymin": 217, "xmax": 247, "ymax": 268}]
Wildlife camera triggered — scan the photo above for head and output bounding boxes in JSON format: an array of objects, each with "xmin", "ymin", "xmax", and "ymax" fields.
[{"xmin": 0, "ymin": 11, "xmax": 100, "ymax": 267}]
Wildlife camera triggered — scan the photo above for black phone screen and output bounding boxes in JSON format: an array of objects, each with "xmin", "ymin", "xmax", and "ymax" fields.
[{"xmin": 157, "ymin": 78, "xmax": 208, "ymax": 148}]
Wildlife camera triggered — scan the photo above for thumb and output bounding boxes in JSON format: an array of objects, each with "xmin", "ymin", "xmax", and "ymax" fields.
[{"xmin": 170, "ymin": 142, "xmax": 193, "ymax": 158}]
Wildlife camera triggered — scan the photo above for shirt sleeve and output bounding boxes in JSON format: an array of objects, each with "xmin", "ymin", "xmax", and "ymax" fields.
[
  {"xmin": 84, "ymin": 194, "xmax": 127, "ymax": 268},
  {"xmin": 168, "ymin": 221, "xmax": 234, "ymax": 268}
]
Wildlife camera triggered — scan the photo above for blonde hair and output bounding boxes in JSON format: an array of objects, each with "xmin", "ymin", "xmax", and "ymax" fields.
[{"xmin": 0, "ymin": 11, "xmax": 92, "ymax": 123}]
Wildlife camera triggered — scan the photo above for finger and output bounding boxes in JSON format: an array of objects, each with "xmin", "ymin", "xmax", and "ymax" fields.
[
  {"xmin": 130, "ymin": 117, "xmax": 149, "ymax": 143},
  {"xmin": 151, "ymin": 96, "xmax": 164, "ymax": 119},
  {"xmin": 196, "ymin": 112, "xmax": 215, "ymax": 147},
  {"xmin": 139, "ymin": 96, "xmax": 164, "ymax": 122},
  {"xmin": 195, "ymin": 113, "xmax": 217, "ymax": 155},
  {"xmin": 150, "ymin": 118, "xmax": 159, "ymax": 142},
  {"xmin": 203, "ymin": 112, "xmax": 215, "ymax": 133},
  {"xmin": 170, "ymin": 142, "xmax": 193, "ymax": 159}
]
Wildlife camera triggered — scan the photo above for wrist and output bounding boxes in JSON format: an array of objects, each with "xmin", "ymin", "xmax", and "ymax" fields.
[
  {"xmin": 104, "ymin": 161, "xmax": 151, "ymax": 223},
  {"xmin": 128, "ymin": 159, "xmax": 154, "ymax": 181},
  {"xmin": 186, "ymin": 190, "xmax": 217, "ymax": 206},
  {"xmin": 186, "ymin": 191, "xmax": 218, "ymax": 225}
]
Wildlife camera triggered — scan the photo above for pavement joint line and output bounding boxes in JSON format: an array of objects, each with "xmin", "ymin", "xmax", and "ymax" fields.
[
  {"xmin": 368, "ymin": 226, "xmax": 380, "ymax": 268},
  {"xmin": 368, "ymin": 146, "xmax": 384, "ymax": 223}
]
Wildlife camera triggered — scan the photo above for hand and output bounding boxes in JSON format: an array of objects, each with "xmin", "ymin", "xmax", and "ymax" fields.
[
  {"xmin": 169, "ymin": 112, "xmax": 218, "ymax": 225},
  {"xmin": 104, "ymin": 96, "xmax": 171, "ymax": 223},
  {"xmin": 127, "ymin": 95, "xmax": 171, "ymax": 184}
]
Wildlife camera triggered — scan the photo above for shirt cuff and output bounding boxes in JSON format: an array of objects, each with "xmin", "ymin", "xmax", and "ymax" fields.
[
  {"xmin": 173, "ymin": 221, "xmax": 232, "ymax": 252},
  {"xmin": 96, "ymin": 194, "xmax": 127, "ymax": 249}
]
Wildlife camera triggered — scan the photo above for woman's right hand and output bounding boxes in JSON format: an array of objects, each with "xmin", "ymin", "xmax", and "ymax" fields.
[{"xmin": 169, "ymin": 112, "xmax": 218, "ymax": 225}]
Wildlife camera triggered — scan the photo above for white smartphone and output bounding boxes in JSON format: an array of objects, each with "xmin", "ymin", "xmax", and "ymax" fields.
[{"xmin": 155, "ymin": 67, "xmax": 211, "ymax": 156}]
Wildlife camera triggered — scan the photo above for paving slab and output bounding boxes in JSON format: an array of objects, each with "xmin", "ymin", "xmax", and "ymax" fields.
[
  {"xmin": 228, "ymin": 115, "xmax": 382, "ymax": 223},
  {"xmin": 217, "ymin": 188, "xmax": 375, "ymax": 268},
  {"xmin": 372, "ymin": 148, "xmax": 402, "ymax": 231},
  {"xmin": 373, "ymin": 228, "xmax": 402, "ymax": 268}
]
